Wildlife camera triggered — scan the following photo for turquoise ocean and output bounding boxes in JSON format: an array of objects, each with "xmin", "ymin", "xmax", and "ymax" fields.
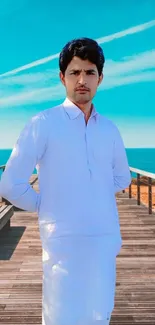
[{"xmin": 0, "ymin": 148, "xmax": 155, "ymax": 179}]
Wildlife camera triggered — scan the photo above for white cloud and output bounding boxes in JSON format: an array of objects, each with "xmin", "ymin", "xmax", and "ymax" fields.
[
  {"xmin": 0, "ymin": 53, "xmax": 60, "ymax": 78},
  {"xmin": 0, "ymin": 69, "xmax": 59, "ymax": 86},
  {"xmin": 0, "ymin": 84, "xmax": 65, "ymax": 107},
  {"xmin": 0, "ymin": 70, "xmax": 155, "ymax": 108},
  {"xmin": 105, "ymin": 50, "xmax": 155, "ymax": 76},
  {"xmin": 0, "ymin": 49, "xmax": 155, "ymax": 108},
  {"xmin": 100, "ymin": 70, "xmax": 155, "ymax": 90},
  {"xmin": 0, "ymin": 19, "xmax": 155, "ymax": 78},
  {"xmin": 1, "ymin": 49, "xmax": 154, "ymax": 92},
  {"xmin": 96, "ymin": 19, "xmax": 155, "ymax": 44}
]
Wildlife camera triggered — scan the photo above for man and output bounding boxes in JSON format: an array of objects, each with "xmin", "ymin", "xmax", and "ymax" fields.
[{"xmin": 0, "ymin": 38, "xmax": 131, "ymax": 325}]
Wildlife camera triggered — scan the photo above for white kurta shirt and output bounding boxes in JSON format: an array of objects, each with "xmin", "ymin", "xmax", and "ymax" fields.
[{"xmin": 0, "ymin": 97, "xmax": 131, "ymax": 324}]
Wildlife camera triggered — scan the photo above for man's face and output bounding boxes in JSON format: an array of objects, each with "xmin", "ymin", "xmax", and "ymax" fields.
[{"xmin": 59, "ymin": 56, "xmax": 103, "ymax": 105}]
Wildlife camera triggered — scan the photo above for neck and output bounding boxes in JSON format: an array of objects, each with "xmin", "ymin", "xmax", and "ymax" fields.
[{"xmin": 67, "ymin": 97, "xmax": 93, "ymax": 123}]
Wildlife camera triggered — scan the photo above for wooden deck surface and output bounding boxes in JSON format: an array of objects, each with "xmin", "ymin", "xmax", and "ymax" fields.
[{"xmin": 0, "ymin": 176, "xmax": 155, "ymax": 324}]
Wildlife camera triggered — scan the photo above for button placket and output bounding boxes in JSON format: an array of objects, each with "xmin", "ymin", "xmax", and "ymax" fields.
[{"xmin": 84, "ymin": 118, "xmax": 92, "ymax": 178}]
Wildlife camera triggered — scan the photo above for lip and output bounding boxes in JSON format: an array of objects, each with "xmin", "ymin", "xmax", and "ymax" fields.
[{"xmin": 76, "ymin": 89, "xmax": 89, "ymax": 92}]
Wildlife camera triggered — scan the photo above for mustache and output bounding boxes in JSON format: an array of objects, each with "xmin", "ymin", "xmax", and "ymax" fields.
[{"xmin": 75, "ymin": 86, "xmax": 90, "ymax": 91}]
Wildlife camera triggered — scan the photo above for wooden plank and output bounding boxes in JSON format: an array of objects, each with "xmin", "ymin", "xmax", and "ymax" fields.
[
  {"xmin": 0, "ymin": 205, "xmax": 7, "ymax": 213},
  {"xmin": 0, "ymin": 205, "xmax": 14, "ymax": 231}
]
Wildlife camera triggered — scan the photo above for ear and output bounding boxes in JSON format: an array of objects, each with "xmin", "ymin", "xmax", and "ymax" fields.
[
  {"xmin": 59, "ymin": 71, "xmax": 65, "ymax": 86},
  {"xmin": 98, "ymin": 73, "xmax": 103, "ymax": 86}
]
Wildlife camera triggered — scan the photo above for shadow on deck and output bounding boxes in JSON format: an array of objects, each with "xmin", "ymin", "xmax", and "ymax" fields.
[{"xmin": 0, "ymin": 180, "xmax": 155, "ymax": 324}]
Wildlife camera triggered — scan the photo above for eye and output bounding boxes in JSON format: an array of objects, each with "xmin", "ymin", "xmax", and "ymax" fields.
[
  {"xmin": 71, "ymin": 71, "xmax": 79, "ymax": 75},
  {"xmin": 87, "ymin": 71, "xmax": 95, "ymax": 75}
]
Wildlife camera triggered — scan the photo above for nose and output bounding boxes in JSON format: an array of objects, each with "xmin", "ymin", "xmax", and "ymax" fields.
[{"xmin": 78, "ymin": 72, "xmax": 87, "ymax": 85}]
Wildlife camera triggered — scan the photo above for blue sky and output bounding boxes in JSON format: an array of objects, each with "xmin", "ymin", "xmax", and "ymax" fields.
[{"xmin": 0, "ymin": 0, "xmax": 155, "ymax": 149}]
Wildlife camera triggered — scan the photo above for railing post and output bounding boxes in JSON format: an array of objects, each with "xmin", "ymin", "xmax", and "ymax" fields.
[
  {"xmin": 137, "ymin": 173, "xmax": 140, "ymax": 205},
  {"xmin": 129, "ymin": 171, "xmax": 132, "ymax": 198},
  {"xmin": 148, "ymin": 177, "xmax": 152, "ymax": 215}
]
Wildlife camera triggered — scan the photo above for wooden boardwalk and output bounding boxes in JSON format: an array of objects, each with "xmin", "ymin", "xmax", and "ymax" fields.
[{"xmin": 0, "ymin": 176, "xmax": 155, "ymax": 324}]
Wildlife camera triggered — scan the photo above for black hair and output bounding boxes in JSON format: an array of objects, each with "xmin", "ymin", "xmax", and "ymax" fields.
[{"xmin": 59, "ymin": 37, "xmax": 105, "ymax": 76}]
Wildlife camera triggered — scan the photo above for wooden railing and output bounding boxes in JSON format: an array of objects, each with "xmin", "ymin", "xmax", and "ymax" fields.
[
  {"xmin": 123, "ymin": 167, "xmax": 155, "ymax": 215},
  {"xmin": 0, "ymin": 165, "xmax": 5, "ymax": 172},
  {"xmin": 0, "ymin": 165, "xmax": 155, "ymax": 214}
]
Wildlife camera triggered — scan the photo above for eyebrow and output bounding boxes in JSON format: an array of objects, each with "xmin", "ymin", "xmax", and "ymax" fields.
[{"xmin": 70, "ymin": 69, "xmax": 96, "ymax": 73}]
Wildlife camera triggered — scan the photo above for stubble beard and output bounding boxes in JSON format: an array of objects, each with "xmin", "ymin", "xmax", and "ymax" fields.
[{"xmin": 74, "ymin": 92, "xmax": 92, "ymax": 105}]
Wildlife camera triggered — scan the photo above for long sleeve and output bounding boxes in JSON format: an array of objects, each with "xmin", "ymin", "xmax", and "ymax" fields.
[
  {"xmin": 112, "ymin": 126, "xmax": 131, "ymax": 194},
  {"xmin": 0, "ymin": 114, "xmax": 47, "ymax": 212}
]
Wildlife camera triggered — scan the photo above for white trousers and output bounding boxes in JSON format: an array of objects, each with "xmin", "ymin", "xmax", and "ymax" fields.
[
  {"xmin": 42, "ymin": 315, "xmax": 112, "ymax": 325},
  {"xmin": 42, "ymin": 236, "xmax": 116, "ymax": 325}
]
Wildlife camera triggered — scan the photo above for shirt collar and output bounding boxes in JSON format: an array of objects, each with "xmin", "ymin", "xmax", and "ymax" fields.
[{"xmin": 62, "ymin": 97, "xmax": 98, "ymax": 120}]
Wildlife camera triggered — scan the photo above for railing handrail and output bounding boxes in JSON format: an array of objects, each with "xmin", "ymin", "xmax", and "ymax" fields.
[{"xmin": 130, "ymin": 167, "xmax": 155, "ymax": 180}]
